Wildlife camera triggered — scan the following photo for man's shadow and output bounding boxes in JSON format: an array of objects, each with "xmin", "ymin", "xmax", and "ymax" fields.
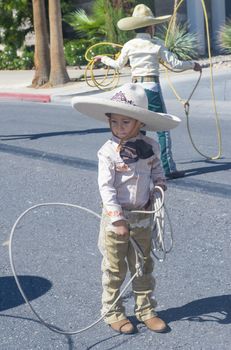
[
  {"xmin": 0, "ymin": 275, "xmax": 52, "ymax": 311},
  {"xmin": 157, "ymin": 294, "xmax": 231, "ymax": 325},
  {"xmin": 0, "ymin": 128, "xmax": 110, "ymax": 141},
  {"xmin": 182, "ymin": 160, "xmax": 231, "ymax": 178}
]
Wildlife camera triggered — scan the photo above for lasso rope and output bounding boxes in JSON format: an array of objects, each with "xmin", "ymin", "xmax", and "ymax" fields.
[
  {"xmin": 151, "ymin": 188, "xmax": 173, "ymax": 262},
  {"xmin": 84, "ymin": 42, "xmax": 123, "ymax": 91},
  {"xmin": 165, "ymin": 0, "xmax": 222, "ymax": 160},
  {"xmin": 8, "ymin": 187, "xmax": 171, "ymax": 335}
]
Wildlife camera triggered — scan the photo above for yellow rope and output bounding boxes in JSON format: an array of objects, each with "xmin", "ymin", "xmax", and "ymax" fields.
[
  {"xmin": 84, "ymin": 42, "xmax": 122, "ymax": 91},
  {"xmin": 165, "ymin": 0, "xmax": 222, "ymax": 160}
]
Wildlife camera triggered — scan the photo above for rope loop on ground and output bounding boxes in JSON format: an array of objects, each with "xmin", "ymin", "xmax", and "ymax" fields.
[{"xmin": 8, "ymin": 194, "xmax": 172, "ymax": 335}]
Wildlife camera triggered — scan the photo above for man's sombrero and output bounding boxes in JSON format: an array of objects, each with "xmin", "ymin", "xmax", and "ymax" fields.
[
  {"xmin": 117, "ymin": 4, "xmax": 171, "ymax": 31},
  {"xmin": 72, "ymin": 83, "xmax": 180, "ymax": 132}
]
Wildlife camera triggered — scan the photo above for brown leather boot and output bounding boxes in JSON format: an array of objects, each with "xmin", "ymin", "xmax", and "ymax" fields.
[
  {"xmin": 144, "ymin": 316, "xmax": 167, "ymax": 333},
  {"xmin": 109, "ymin": 319, "xmax": 135, "ymax": 334}
]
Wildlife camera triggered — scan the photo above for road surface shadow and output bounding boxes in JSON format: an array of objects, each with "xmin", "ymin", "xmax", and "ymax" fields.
[
  {"xmin": 182, "ymin": 160, "xmax": 231, "ymax": 177},
  {"xmin": 0, "ymin": 128, "xmax": 110, "ymax": 140},
  {"xmin": 0, "ymin": 275, "xmax": 52, "ymax": 311},
  {"xmin": 158, "ymin": 294, "xmax": 231, "ymax": 324}
]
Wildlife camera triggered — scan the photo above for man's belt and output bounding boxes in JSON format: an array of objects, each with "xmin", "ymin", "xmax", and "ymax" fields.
[{"xmin": 132, "ymin": 75, "xmax": 159, "ymax": 83}]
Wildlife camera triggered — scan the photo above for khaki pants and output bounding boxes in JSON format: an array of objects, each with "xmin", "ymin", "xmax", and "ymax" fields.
[{"xmin": 98, "ymin": 209, "xmax": 157, "ymax": 324}]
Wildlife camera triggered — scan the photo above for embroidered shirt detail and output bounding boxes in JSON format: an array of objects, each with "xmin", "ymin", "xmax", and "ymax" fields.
[
  {"xmin": 115, "ymin": 163, "xmax": 130, "ymax": 172},
  {"xmin": 106, "ymin": 210, "xmax": 123, "ymax": 217},
  {"xmin": 147, "ymin": 159, "xmax": 155, "ymax": 167}
]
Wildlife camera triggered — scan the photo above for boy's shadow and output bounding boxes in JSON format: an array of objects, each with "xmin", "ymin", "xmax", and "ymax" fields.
[
  {"xmin": 0, "ymin": 275, "xmax": 52, "ymax": 311},
  {"xmin": 157, "ymin": 294, "xmax": 231, "ymax": 324},
  {"xmin": 87, "ymin": 295, "xmax": 231, "ymax": 350}
]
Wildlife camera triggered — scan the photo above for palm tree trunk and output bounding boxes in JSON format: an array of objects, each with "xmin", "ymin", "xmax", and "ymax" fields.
[
  {"xmin": 32, "ymin": 0, "xmax": 50, "ymax": 87},
  {"xmin": 48, "ymin": 0, "xmax": 70, "ymax": 86}
]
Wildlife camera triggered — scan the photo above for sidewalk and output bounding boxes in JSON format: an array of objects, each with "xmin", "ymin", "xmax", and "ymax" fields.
[
  {"xmin": 0, "ymin": 67, "xmax": 132, "ymax": 104},
  {"xmin": 0, "ymin": 54, "xmax": 230, "ymax": 104}
]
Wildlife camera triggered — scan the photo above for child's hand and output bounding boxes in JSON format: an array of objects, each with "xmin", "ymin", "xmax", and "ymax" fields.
[
  {"xmin": 94, "ymin": 56, "xmax": 102, "ymax": 63},
  {"xmin": 193, "ymin": 62, "xmax": 202, "ymax": 72},
  {"xmin": 112, "ymin": 220, "xmax": 129, "ymax": 237},
  {"xmin": 156, "ymin": 183, "xmax": 167, "ymax": 191},
  {"xmin": 150, "ymin": 184, "xmax": 166, "ymax": 201}
]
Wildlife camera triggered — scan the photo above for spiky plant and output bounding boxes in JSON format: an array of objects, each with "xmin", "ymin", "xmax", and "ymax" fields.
[
  {"xmin": 218, "ymin": 20, "xmax": 231, "ymax": 53},
  {"xmin": 157, "ymin": 22, "xmax": 199, "ymax": 60},
  {"xmin": 64, "ymin": 0, "xmax": 106, "ymax": 40},
  {"xmin": 64, "ymin": 0, "xmax": 133, "ymax": 44}
]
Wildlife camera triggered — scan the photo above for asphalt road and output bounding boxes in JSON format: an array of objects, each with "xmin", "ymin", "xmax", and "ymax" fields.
[{"xmin": 0, "ymin": 74, "xmax": 230, "ymax": 350}]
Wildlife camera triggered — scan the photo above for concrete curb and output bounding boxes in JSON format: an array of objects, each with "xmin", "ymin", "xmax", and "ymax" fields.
[{"xmin": 0, "ymin": 92, "xmax": 51, "ymax": 103}]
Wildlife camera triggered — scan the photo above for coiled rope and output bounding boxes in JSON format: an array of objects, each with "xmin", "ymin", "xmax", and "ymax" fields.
[
  {"xmin": 84, "ymin": 42, "xmax": 123, "ymax": 91},
  {"xmin": 8, "ymin": 187, "xmax": 172, "ymax": 335},
  {"xmin": 151, "ymin": 188, "xmax": 173, "ymax": 262}
]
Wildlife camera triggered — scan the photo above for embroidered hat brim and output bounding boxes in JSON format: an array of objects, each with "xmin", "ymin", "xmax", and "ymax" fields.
[
  {"xmin": 117, "ymin": 15, "xmax": 172, "ymax": 31},
  {"xmin": 72, "ymin": 96, "xmax": 180, "ymax": 132}
]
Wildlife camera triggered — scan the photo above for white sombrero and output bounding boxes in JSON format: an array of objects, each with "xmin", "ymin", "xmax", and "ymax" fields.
[
  {"xmin": 71, "ymin": 83, "xmax": 181, "ymax": 132},
  {"xmin": 117, "ymin": 4, "xmax": 171, "ymax": 31}
]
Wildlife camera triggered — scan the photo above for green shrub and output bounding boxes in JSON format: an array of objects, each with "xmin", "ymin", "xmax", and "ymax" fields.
[
  {"xmin": 0, "ymin": 45, "xmax": 34, "ymax": 70},
  {"xmin": 64, "ymin": 39, "xmax": 89, "ymax": 66},
  {"xmin": 64, "ymin": 38, "xmax": 121, "ymax": 66},
  {"xmin": 19, "ymin": 47, "xmax": 34, "ymax": 69},
  {"xmin": 218, "ymin": 20, "xmax": 231, "ymax": 53},
  {"xmin": 0, "ymin": 46, "xmax": 18, "ymax": 69}
]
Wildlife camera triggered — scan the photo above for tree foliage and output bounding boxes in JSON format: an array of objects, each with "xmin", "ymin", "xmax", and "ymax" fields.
[
  {"xmin": 0, "ymin": 0, "xmax": 75, "ymax": 49},
  {"xmin": 64, "ymin": 0, "xmax": 134, "ymax": 44},
  {"xmin": 0, "ymin": 0, "xmax": 32, "ymax": 49}
]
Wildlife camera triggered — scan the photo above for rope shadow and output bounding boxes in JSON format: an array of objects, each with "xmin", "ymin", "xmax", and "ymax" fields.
[
  {"xmin": 158, "ymin": 295, "xmax": 231, "ymax": 325},
  {"xmin": 86, "ymin": 331, "xmax": 138, "ymax": 350},
  {"xmin": 0, "ymin": 128, "xmax": 110, "ymax": 141},
  {"xmin": 0, "ymin": 313, "xmax": 78, "ymax": 350},
  {"xmin": 0, "ymin": 275, "xmax": 52, "ymax": 311}
]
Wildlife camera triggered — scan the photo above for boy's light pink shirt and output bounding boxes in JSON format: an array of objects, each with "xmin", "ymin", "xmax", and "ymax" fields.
[{"xmin": 98, "ymin": 134, "xmax": 166, "ymax": 223}]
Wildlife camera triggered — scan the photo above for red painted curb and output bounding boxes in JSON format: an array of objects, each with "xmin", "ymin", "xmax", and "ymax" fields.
[{"xmin": 0, "ymin": 92, "xmax": 51, "ymax": 103}]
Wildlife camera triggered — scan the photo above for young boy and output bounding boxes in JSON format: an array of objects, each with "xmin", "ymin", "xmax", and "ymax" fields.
[
  {"xmin": 94, "ymin": 4, "xmax": 202, "ymax": 179},
  {"xmin": 72, "ymin": 83, "xmax": 180, "ymax": 334}
]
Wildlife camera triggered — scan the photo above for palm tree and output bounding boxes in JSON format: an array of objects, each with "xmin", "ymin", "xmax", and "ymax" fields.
[
  {"xmin": 32, "ymin": 0, "xmax": 50, "ymax": 87},
  {"xmin": 32, "ymin": 0, "xmax": 70, "ymax": 87},
  {"xmin": 48, "ymin": 0, "xmax": 70, "ymax": 86},
  {"xmin": 65, "ymin": 0, "xmax": 134, "ymax": 44}
]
